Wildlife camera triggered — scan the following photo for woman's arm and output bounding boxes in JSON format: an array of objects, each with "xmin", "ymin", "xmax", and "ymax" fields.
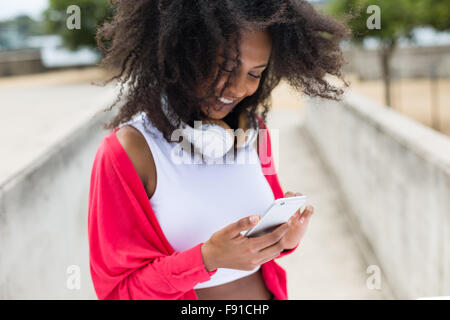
[
  {"xmin": 88, "ymin": 130, "xmax": 217, "ymax": 300},
  {"xmin": 101, "ymin": 243, "xmax": 216, "ymax": 299}
]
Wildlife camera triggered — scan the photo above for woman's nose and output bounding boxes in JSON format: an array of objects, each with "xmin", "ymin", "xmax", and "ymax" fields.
[{"xmin": 225, "ymin": 73, "xmax": 248, "ymax": 99}]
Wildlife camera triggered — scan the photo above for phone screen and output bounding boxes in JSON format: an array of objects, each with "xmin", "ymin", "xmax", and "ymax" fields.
[{"xmin": 244, "ymin": 196, "xmax": 307, "ymax": 237}]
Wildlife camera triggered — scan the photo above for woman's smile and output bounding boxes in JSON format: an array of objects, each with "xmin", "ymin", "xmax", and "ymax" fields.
[{"xmin": 216, "ymin": 97, "xmax": 238, "ymax": 111}]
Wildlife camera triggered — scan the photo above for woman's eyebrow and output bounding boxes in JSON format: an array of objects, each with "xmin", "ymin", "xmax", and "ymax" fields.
[{"xmin": 219, "ymin": 54, "xmax": 267, "ymax": 69}]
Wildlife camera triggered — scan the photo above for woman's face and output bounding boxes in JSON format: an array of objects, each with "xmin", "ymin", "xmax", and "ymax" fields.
[{"xmin": 199, "ymin": 29, "xmax": 272, "ymax": 120}]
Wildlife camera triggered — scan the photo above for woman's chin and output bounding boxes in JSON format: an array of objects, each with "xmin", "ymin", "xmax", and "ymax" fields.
[
  {"xmin": 202, "ymin": 103, "xmax": 236, "ymax": 120},
  {"xmin": 206, "ymin": 110, "xmax": 233, "ymax": 120}
]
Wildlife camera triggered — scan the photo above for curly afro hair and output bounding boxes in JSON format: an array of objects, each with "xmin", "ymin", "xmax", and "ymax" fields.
[{"xmin": 97, "ymin": 0, "xmax": 350, "ymax": 142}]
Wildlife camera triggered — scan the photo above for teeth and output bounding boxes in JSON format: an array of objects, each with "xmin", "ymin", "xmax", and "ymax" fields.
[{"xmin": 218, "ymin": 97, "xmax": 234, "ymax": 104}]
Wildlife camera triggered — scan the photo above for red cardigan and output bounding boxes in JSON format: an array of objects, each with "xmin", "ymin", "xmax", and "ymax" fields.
[{"xmin": 88, "ymin": 115, "xmax": 299, "ymax": 300}]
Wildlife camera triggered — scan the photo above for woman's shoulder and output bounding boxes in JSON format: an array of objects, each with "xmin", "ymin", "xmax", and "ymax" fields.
[{"xmin": 115, "ymin": 125, "xmax": 157, "ymax": 198}]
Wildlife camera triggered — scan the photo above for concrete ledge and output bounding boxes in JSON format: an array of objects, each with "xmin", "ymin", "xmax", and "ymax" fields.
[
  {"xmin": 0, "ymin": 49, "xmax": 45, "ymax": 76},
  {"xmin": 0, "ymin": 88, "xmax": 120, "ymax": 298},
  {"xmin": 304, "ymin": 90, "xmax": 450, "ymax": 299},
  {"xmin": 343, "ymin": 92, "xmax": 450, "ymax": 174},
  {"xmin": 343, "ymin": 45, "xmax": 450, "ymax": 80}
]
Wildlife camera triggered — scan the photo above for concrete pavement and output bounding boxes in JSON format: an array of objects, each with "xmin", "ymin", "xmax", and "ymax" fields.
[{"xmin": 266, "ymin": 107, "xmax": 394, "ymax": 299}]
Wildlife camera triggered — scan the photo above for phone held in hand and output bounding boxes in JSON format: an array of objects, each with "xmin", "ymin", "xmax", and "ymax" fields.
[{"xmin": 243, "ymin": 195, "xmax": 308, "ymax": 238}]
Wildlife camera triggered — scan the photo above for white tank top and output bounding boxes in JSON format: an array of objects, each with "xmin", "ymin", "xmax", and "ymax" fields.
[{"xmin": 119, "ymin": 112, "xmax": 275, "ymax": 289}]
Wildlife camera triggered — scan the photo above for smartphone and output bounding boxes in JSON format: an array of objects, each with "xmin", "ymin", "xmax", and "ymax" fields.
[{"xmin": 243, "ymin": 195, "xmax": 308, "ymax": 238}]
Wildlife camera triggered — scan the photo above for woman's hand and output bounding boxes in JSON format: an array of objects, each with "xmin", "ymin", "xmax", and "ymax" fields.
[
  {"xmin": 201, "ymin": 191, "xmax": 314, "ymax": 272},
  {"xmin": 280, "ymin": 191, "xmax": 314, "ymax": 250},
  {"xmin": 202, "ymin": 216, "xmax": 290, "ymax": 272}
]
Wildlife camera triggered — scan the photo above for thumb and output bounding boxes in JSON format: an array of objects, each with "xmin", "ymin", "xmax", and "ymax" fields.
[
  {"xmin": 224, "ymin": 215, "xmax": 260, "ymax": 239},
  {"xmin": 299, "ymin": 205, "xmax": 314, "ymax": 224}
]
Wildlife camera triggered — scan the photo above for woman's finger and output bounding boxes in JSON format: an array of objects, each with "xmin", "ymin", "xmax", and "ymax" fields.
[{"xmin": 299, "ymin": 205, "xmax": 314, "ymax": 224}]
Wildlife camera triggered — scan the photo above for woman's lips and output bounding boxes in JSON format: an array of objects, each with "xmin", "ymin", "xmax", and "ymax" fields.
[{"xmin": 216, "ymin": 98, "xmax": 236, "ymax": 110}]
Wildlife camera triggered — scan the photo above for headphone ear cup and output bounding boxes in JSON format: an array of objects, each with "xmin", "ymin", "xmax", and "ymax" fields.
[
  {"xmin": 160, "ymin": 93, "xmax": 240, "ymax": 160},
  {"xmin": 200, "ymin": 123, "xmax": 235, "ymax": 159},
  {"xmin": 183, "ymin": 119, "xmax": 235, "ymax": 160},
  {"xmin": 201, "ymin": 119, "xmax": 235, "ymax": 148},
  {"xmin": 203, "ymin": 119, "xmax": 232, "ymax": 132}
]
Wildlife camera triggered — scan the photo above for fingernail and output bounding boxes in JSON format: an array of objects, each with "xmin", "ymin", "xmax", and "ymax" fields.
[
  {"xmin": 250, "ymin": 215, "xmax": 259, "ymax": 224},
  {"xmin": 300, "ymin": 217, "xmax": 305, "ymax": 224}
]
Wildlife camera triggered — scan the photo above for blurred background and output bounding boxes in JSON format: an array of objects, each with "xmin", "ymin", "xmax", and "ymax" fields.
[{"xmin": 0, "ymin": 0, "xmax": 449, "ymax": 299}]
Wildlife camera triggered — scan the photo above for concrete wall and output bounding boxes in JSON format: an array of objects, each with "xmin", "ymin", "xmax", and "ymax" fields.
[
  {"xmin": 343, "ymin": 45, "xmax": 450, "ymax": 80},
  {"xmin": 304, "ymin": 91, "xmax": 450, "ymax": 299},
  {"xmin": 0, "ymin": 49, "xmax": 45, "ymax": 76},
  {"xmin": 0, "ymin": 101, "xmax": 118, "ymax": 299}
]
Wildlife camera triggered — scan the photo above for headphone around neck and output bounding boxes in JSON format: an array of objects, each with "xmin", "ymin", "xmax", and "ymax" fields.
[{"xmin": 160, "ymin": 94, "xmax": 258, "ymax": 161}]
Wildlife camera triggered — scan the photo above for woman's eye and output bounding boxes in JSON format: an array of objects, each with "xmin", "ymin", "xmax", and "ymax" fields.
[
  {"xmin": 219, "ymin": 65, "xmax": 261, "ymax": 79},
  {"xmin": 249, "ymin": 73, "xmax": 262, "ymax": 79}
]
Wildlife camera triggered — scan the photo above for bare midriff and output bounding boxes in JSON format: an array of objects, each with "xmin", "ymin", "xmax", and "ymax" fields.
[{"xmin": 194, "ymin": 269, "xmax": 273, "ymax": 300}]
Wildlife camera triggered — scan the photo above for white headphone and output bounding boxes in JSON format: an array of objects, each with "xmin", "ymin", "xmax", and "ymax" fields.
[{"xmin": 160, "ymin": 94, "xmax": 258, "ymax": 161}]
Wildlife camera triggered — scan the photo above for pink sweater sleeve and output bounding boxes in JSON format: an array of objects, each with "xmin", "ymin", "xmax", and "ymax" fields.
[
  {"xmin": 115, "ymin": 243, "xmax": 217, "ymax": 299},
  {"xmin": 88, "ymin": 135, "xmax": 217, "ymax": 300}
]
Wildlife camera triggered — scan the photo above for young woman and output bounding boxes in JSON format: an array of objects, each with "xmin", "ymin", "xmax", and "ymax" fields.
[{"xmin": 88, "ymin": 0, "xmax": 349, "ymax": 300}]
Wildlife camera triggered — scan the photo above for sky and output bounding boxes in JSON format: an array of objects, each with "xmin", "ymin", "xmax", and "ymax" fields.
[{"xmin": 0, "ymin": 0, "xmax": 49, "ymax": 20}]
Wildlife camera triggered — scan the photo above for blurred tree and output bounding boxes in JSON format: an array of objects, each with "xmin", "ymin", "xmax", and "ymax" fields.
[
  {"xmin": 15, "ymin": 15, "xmax": 44, "ymax": 36},
  {"xmin": 0, "ymin": 15, "xmax": 44, "ymax": 50},
  {"xmin": 327, "ymin": 0, "xmax": 449, "ymax": 107},
  {"xmin": 420, "ymin": 0, "xmax": 450, "ymax": 32},
  {"xmin": 44, "ymin": 0, "xmax": 113, "ymax": 51}
]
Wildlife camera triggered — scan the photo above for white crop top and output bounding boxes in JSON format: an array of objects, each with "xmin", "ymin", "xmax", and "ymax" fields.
[{"xmin": 119, "ymin": 112, "xmax": 275, "ymax": 289}]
